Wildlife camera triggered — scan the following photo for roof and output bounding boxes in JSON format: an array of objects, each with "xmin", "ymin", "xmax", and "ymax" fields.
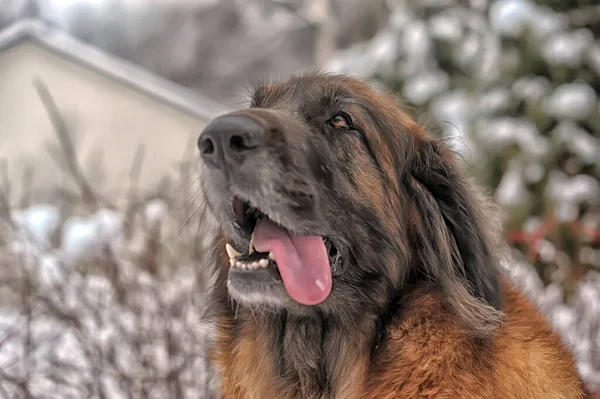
[{"xmin": 0, "ymin": 19, "xmax": 229, "ymax": 121}]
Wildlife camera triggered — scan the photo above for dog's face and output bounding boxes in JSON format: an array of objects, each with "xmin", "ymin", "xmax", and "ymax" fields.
[{"xmin": 199, "ymin": 74, "xmax": 501, "ymax": 328}]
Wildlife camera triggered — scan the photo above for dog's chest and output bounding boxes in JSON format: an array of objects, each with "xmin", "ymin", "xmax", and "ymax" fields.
[{"xmin": 216, "ymin": 314, "xmax": 368, "ymax": 399}]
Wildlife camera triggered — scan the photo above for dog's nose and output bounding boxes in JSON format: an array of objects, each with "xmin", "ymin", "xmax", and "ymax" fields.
[{"xmin": 198, "ymin": 115, "xmax": 264, "ymax": 169}]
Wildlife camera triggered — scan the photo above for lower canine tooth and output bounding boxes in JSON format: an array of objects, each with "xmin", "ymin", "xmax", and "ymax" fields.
[{"xmin": 259, "ymin": 259, "xmax": 268, "ymax": 268}]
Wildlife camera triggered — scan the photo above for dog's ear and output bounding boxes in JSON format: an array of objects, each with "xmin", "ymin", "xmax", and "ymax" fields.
[{"xmin": 405, "ymin": 137, "xmax": 503, "ymax": 335}]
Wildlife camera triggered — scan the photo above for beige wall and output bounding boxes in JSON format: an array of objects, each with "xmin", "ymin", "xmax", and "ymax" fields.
[{"xmin": 0, "ymin": 41, "xmax": 208, "ymax": 204}]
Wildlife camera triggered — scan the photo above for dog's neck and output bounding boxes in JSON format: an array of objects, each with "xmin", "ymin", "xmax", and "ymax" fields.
[{"xmin": 213, "ymin": 298, "xmax": 375, "ymax": 399}]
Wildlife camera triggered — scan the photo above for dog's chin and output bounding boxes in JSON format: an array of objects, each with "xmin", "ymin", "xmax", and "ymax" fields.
[
  {"xmin": 226, "ymin": 268, "xmax": 296, "ymax": 310},
  {"xmin": 225, "ymin": 248, "xmax": 292, "ymax": 309}
]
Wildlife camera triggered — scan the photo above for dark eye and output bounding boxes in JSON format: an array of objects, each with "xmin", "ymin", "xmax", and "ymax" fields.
[{"xmin": 328, "ymin": 113, "xmax": 352, "ymax": 130}]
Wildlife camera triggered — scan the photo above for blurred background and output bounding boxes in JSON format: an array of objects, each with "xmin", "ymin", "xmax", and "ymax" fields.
[{"xmin": 0, "ymin": 0, "xmax": 598, "ymax": 397}]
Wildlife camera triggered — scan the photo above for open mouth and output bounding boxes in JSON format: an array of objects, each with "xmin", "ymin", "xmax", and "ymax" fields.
[{"xmin": 225, "ymin": 197, "xmax": 335, "ymax": 305}]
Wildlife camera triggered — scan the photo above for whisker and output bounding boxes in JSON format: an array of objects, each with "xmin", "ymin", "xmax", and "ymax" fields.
[{"xmin": 178, "ymin": 202, "xmax": 205, "ymax": 238}]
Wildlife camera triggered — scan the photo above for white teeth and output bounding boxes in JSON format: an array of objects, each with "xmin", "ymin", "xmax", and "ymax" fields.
[
  {"xmin": 230, "ymin": 254, "xmax": 272, "ymax": 270},
  {"xmin": 226, "ymin": 243, "xmax": 241, "ymax": 259},
  {"xmin": 268, "ymin": 252, "xmax": 275, "ymax": 261}
]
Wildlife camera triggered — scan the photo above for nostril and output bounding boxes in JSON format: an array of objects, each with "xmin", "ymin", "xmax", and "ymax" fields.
[
  {"xmin": 229, "ymin": 133, "xmax": 259, "ymax": 153},
  {"xmin": 199, "ymin": 137, "xmax": 215, "ymax": 155},
  {"xmin": 229, "ymin": 135, "xmax": 245, "ymax": 152}
]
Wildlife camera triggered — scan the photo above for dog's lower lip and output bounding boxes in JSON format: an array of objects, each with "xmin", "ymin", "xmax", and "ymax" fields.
[
  {"xmin": 227, "ymin": 250, "xmax": 283, "ymax": 288},
  {"xmin": 229, "ymin": 265, "xmax": 282, "ymax": 283}
]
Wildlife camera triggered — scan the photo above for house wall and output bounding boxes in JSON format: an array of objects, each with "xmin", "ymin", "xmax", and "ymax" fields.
[{"xmin": 0, "ymin": 41, "xmax": 208, "ymax": 204}]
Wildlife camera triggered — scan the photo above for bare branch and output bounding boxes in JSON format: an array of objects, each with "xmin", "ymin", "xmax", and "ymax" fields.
[{"xmin": 32, "ymin": 78, "xmax": 99, "ymax": 211}]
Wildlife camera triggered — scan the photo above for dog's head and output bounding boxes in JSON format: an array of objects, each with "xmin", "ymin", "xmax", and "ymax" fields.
[{"xmin": 199, "ymin": 73, "xmax": 502, "ymax": 333}]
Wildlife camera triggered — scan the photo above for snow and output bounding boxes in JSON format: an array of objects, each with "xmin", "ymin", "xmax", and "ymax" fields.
[
  {"xmin": 546, "ymin": 172, "xmax": 600, "ymax": 222},
  {"xmin": 0, "ymin": 196, "xmax": 219, "ymax": 394},
  {"xmin": 523, "ymin": 161, "xmax": 545, "ymax": 183},
  {"xmin": 489, "ymin": 1, "xmax": 565, "ymax": 40},
  {"xmin": 38, "ymin": 254, "xmax": 65, "ymax": 287},
  {"xmin": 495, "ymin": 160, "xmax": 527, "ymax": 207},
  {"xmin": 553, "ymin": 122, "xmax": 600, "ymax": 164},
  {"xmin": 402, "ymin": 71, "xmax": 450, "ymax": 105},
  {"xmin": 454, "ymin": 32, "xmax": 480, "ymax": 67},
  {"xmin": 94, "ymin": 208, "xmax": 123, "ymax": 241},
  {"xmin": 328, "ymin": 30, "xmax": 397, "ymax": 78},
  {"xmin": 478, "ymin": 88, "xmax": 512, "ymax": 114},
  {"xmin": 478, "ymin": 117, "xmax": 547, "ymax": 156},
  {"xmin": 61, "ymin": 216, "xmax": 97, "ymax": 257},
  {"xmin": 430, "ymin": 90, "xmax": 471, "ymax": 127},
  {"xmin": 545, "ymin": 82, "xmax": 597, "ymax": 121},
  {"xmin": 528, "ymin": 6, "xmax": 567, "ymax": 38},
  {"xmin": 548, "ymin": 173, "xmax": 600, "ymax": 204},
  {"xmin": 428, "ymin": 13, "xmax": 462, "ymax": 42},
  {"xmin": 489, "ymin": 0, "xmax": 534, "ymax": 38},
  {"xmin": 144, "ymin": 199, "xmax": 169, "ymax": 227},
  {"xmin": 60, "ymin": 208, "xmax": 123, "ymax": 259},
  {"xmin": 11, "ymin": 205, "xmax": 60, "ymax": 247},
  {"xmin": 512, "ymin": 75, "xmax": 551, "ymax": 101},
  {"xmin": 537, "ymin": 239, "xmax": 557, "ymax": 264},
  {"xmin": 541, "ymin": 29, "xmax": 594, "ymax": 67},
  {"xmin": 388, "ymin": 3, "xmax": 412, "ymax": 30},
  {"xmin": 429, "ymin": 90, "xmax": 473, "ymax": 153},
  {"xmin": 402, "ymin": 21, "xmax": 432, "ymax": 60},
  {"xmin": 0, "ymin": 201, "xmax": 217, "ymax": 397},
  {"xmin": 522, "ymin": 216, "xmax": 543, "ymax": 235},
  {"xmin": 477, "ymin": 35, "xmax": 503, "ymax": 82}
]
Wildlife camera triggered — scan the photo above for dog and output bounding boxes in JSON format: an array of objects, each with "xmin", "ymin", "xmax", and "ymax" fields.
[{"xmin": 197, "ymin": 73, "xmax": 587, "ymax": 398}]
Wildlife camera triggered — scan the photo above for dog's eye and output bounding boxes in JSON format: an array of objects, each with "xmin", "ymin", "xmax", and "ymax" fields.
[{"xmin": 328, "ymin": 113, "xmax": 352, "ymax": 130}]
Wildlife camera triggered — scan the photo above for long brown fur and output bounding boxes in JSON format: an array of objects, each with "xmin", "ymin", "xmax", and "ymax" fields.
[
  {"xmin": 213, "ymin": 277, "xmax": 584, "ymax": 398},
  {"xmin": 199, "ymin": 73, "xmax": 589, "ymax": 398}
]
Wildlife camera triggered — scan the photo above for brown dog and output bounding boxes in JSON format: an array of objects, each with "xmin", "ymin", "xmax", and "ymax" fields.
[{"xmin": 197, "ymin": 73, "xmax": 587, "ymax": 398}]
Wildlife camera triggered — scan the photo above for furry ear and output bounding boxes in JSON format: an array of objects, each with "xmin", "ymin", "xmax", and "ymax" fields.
[{"xmin": 405, "ymin": 138, "xmax": 503, "ymax": 335}]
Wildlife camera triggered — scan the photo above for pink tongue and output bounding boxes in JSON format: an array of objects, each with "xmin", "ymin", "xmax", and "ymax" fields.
[{"xmin": 253, "ymin": 219, "xmax": 332, "ymax": 305}]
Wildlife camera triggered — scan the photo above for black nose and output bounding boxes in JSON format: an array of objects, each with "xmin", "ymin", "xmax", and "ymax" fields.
[{"xmin": 198, "ymin": 115, "xmax": 265, "ymax": 169}]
